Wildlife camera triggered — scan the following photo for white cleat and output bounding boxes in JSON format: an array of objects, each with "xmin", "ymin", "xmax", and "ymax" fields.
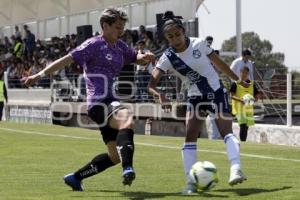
[
  {"xmin": 228, "ymin": 169, "xmax": 247, "ymax": 186},
  {"xmin": 181, "ymin": 183, "xmax": 198, "ymax": 195}
]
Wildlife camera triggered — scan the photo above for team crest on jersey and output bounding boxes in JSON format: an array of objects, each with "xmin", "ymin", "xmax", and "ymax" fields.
[
  {"xmin": 193, "ymin": 49, "xmax": 201, "ymax": 59},
  {"xmin": 105, "ymin": 53, "xmax": 113, "ymax": 60}
]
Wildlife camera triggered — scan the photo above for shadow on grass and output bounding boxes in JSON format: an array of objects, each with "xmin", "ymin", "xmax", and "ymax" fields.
[
  {"xmin": 215, "ymin": 186, "xmax": 292, "ymax": 196},
  {"xmin": 70, "ymin": 186, "xmax": 292, "ymax": 199},
  {"xmin": 78, "ymin": 189, "xmax": 229, "ymax": 199}
]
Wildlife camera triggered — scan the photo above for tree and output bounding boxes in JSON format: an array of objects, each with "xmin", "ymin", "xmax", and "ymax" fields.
[{"xmin": 221, "ymin": 32, "xmax": 287, "ymax": 75}]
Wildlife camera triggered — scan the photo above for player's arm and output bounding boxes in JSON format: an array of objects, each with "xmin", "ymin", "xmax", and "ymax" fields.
[
  {"xmin": 24, "ymin": 55, "xmax": 74, "ymax": 87},
  {"xmin": 209, "ymin": 52, "xmax": 239, "ymax": 81},
  {"xmin": 135, "ymin": 51, "xmax": 155, "ymax": 66},
  {"xmin": 229, "ymin": 82, "xmax": 244, "ymax": 103},
  {"xmin": 148, "ymin": 68, "xmax": 163, "ymax": 97},
  {"xmin": 148, "ymin": 68, "xmax": 171, "ymax": 112},
  {"xmin": 231, "ymin": 94, "xmax": 244, "ymax": 103},
  {"xmin": 208, "ymin": 52, "xmax": 249, "ymax": 88}
]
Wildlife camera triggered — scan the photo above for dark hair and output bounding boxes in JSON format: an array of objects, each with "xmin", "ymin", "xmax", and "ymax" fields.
[
  {"xmin": 162, "ymin": 11, "xmax": 184, "ymax": 32},
  {"xmin": 206, "ymin": 36, "xmax": 213, "ymax": 41},
  {"xmin": 100, "ymin": 8, "xmax": 128, "ymax": 29},
  {"xmin": 214, "ymin": 50, "xmax": 220, "ymax": 55},
  {"xmin": 137, "ymin": 40, "xmax": 146, "ymax": 45},
  {"xmin": 242, "ymin": 49, "xmax": 252, "ymax": 56}
]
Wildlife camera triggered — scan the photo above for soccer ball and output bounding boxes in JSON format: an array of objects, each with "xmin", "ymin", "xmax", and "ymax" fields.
[
  {"xmin": 242, "ymin": 94, "xmax": 255, "ymax": 105},
  {"xmin": 189, "ymin": 161, "xmax": 219, "ymax": 191}
]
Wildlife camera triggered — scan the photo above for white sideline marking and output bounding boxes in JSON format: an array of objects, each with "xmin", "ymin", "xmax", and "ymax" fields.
[{"xmin": 1, "ymin": 127, "xmax": 300, "ymax": 163}]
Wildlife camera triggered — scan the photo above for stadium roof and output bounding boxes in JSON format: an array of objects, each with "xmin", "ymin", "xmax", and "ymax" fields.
[{"xmin": 0, "ymin": 0, "xmax": 203, "ymax": 27}]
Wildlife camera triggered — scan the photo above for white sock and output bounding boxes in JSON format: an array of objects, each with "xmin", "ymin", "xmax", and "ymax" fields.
[
  {"xmin": 182, "ymin": 142, "xmax": 197, "ymax": 184},
  {"xmin": 224, "ymin": 133, "xmax": 241, "ymax": 171}
]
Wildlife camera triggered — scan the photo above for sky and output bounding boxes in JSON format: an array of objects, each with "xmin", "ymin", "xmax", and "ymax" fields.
[{"xmin": 197, "ymin": 0, "xmax": 300, "ymax": 71}]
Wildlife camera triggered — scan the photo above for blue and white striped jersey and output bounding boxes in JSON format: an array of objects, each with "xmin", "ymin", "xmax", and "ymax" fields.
[{"xmin": 156, "ymin": 37, "xmax": 221, "ymax": 96}]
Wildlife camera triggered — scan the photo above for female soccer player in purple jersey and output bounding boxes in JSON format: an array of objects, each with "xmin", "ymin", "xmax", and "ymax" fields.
[
  {"xmin": 25, "ymin": 8, "xmax": 155, "ymax": 191},
  {"xmin": 148, "ymin": 11, "xmax": 248, "ymax": 195}
]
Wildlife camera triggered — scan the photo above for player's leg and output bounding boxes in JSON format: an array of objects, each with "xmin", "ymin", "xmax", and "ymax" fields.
[
  {"xmin": 215, "ymin": 114, "xmax": 246, "ymax": 185},
  {"xmin": 63, "ymin": 125, "xmax": 119, "ymax": 191},
  {"xmin": 181, "ymin": 109, "xmax": 205, "ymax": 194},
  {"xmin": 239, "ymin": 124, "xmax": 248, "ymax": 141},
  {"xmin": 0, "ymin": 101, "xmax": 3, "ymax": 121},
  {"xmin": 109, "ymin": 108, "xmax": 136, "ymax": 186},
  {"xmin": 213, "ymin": 88, "xmax": 247, "ymax": 185},
  {"xmin": 63, "ymin": 103, "xmax": 120, "ymax": 191}
]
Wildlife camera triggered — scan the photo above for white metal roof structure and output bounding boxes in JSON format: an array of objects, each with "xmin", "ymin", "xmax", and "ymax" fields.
[{"xmin": 0, "ymin": 0, "xmax": 203, "ymax": 39}]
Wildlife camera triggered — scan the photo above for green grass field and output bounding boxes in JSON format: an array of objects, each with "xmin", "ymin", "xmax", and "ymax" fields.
[{"xmin": 0, "ymin": 121, "xmax": 299, "ymax": 200}]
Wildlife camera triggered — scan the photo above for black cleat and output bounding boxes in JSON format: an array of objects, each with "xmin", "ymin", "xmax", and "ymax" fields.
[{"xmin": 122, "ymin": 167, "xmax": 136, "ymax": 186}]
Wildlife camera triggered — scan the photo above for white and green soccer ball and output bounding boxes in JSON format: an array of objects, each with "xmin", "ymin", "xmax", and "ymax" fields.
[
  {"xmin": 189, "ymin": 161, "xmax": 219, "ymax": 191},
  {"xmin": 242, "ymin": 94, "xmax": 255, "ymax": 105}
]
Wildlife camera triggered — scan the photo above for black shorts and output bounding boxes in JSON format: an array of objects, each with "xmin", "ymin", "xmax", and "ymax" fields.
[
  {"xmin": 187, "ymin": 87, "xmax": 231, "ymax": 115},
  {"xmin": 88, "ymin": 99, "xmax": 127, "ymax": 144}
]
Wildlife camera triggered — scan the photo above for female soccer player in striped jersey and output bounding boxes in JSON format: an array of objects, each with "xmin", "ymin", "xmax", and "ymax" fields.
[{"xmin": 148, "ymin": 11, "xmax": 248, "ymax": 194}]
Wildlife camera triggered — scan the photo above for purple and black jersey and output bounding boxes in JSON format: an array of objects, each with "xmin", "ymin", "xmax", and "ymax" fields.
[{"xmin": 69, "ymin": 36, "xmax": 137, "ymax": 111}]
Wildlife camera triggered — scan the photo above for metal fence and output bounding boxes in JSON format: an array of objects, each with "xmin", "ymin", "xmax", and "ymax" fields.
[{"xmin": 5, "ymin": 70, "xmax": 300, "ymax": 125}]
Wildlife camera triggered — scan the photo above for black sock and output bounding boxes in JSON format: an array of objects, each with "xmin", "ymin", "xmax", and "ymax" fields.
[
  {"xmin": 74, "ymin": 153, "xmax": 115, "ymax": 181},
  {"xmin": 239, "ymin": 124, "xmax": 248, "ymax": 141},
  {"xmin": 116, "ymin": 129, "xmax": 134, "ymax": 169}
]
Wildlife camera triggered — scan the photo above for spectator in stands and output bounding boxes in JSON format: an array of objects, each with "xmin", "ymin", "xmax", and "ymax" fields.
[
  {"xmin": 3, "ymin": 36, "xmax": 12, "ymax": 50},
  {"xmin": 138, "ymin": 25, "xmax": 146, "ymax": 40},
  {"xmin": 144, "ymin": 31, "xmax": 157, "ymax": 51},
  {"xmin": 22, "ymin": 25, "xmax": 29, "ymax": 39},
  {"xmin": 230, "ymin": 49, "xmax": 254, "ymax": 80},
  {"xmin": 35, "ymin": 39, "xmax": 44, "ymax": 51},
  {"xmin": 70, "ymin": 34, "xmax": 77, "ymax": 45},
  {"xmin": 121, "ymin": 29, "xmax": 134, "ymax": 47},
  {"xmin": 135, "ymin": 40, "xmax": 152, "ymax": 102},
  {"xmin": 148, "ymin": 11, "xmax": 248, "ymax": 195},
  {"xmin": 131, "ymin": 30, "xmax": 139, "ymax": 46},
  {"xmin": 14, "ymin": 25, "xmax": 22, "ymax": 39},
  {"xmin": 0, "ymin": 72, "xmax": 7, "ymax": 121},
  {"xmin": 12, "ymin": 37, "xmax": 23, "ymax": 59},
  {"xmin": 230, "ymin": 66, "xmax": 260, "ymax": 141},
  {"xmin": 24, "ymin": 7, "xmax": 155, "ymax": 191}
]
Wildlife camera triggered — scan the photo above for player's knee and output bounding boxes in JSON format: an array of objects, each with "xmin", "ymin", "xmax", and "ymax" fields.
[
  {"xmin": 120, "ymin": 118, "xmax": 134, "ymax": 129},
  {"xmin": 110, "ymin": 118, "xmax": 134, "ymax": 130},
  {"xmin": 116, "ymin": 109, "xmax": 134, "ymax": 129}
]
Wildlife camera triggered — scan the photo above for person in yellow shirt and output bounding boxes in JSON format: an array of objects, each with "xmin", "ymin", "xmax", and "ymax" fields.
[
  {"xmin": 0, "ymin": 73, "xmax": 8, "ymax": 121},
  {"xmin": 230, "ymin": 66, "xmax": 260, "ymax": 141}
]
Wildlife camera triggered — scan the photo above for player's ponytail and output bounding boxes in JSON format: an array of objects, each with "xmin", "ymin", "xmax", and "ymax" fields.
[{"xmin": 162, "ymin": 11, "xmax": 185, "ymax": 33}]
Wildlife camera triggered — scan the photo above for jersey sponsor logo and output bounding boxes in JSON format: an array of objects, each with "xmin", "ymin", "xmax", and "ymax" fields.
[
  {"xmin": 80, "ymin": 164, "xmax": 98, "ymax": 177},
  {"xmin": 192, "ymin": 49, "xmax": 201, "ymax": 59},
  {"xmin": 186, "ymin": 71, "xmax": 202, "ymax": 84}
]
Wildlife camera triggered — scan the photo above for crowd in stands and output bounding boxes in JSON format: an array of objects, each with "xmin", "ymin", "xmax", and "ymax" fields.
[{"xmin": 0, "ymin": 25, "xmax": 168, "ymax": 92}]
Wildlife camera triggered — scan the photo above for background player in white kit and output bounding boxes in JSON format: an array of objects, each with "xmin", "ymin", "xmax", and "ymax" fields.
[
  {"xmin": 230, "ymin": 49, "xmax": 254, "ymax": 80},
  {"xmin": 148, "ymin": 11, "xmax": 248, "ymax": 194}
]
